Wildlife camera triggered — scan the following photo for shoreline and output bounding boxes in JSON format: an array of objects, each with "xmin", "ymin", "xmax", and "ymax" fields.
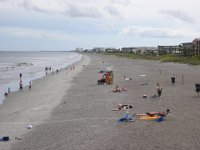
[
  {"xmin": 0, "ymin": 52, "xmax": 82, "ymax": 105},
  {"xmin": 0, "ymin": 54, "xmax": 90, "ymax": 150}
]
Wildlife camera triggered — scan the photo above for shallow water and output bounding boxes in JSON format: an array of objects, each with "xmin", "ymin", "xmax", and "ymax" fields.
[{"xmin": 0, "ymin": 51, "xmax": 82, "ymax": 104}]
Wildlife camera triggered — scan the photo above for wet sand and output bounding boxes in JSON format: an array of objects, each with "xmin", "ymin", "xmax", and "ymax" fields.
[{"xmin": 1, "ymin": 53, "xmax": 200, "ymax": 150}]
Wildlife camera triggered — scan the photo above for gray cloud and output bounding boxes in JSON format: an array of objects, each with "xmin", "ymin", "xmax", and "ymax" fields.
[
  {"xmin": 65, "ymin": 4, "xmax": 102, "ymax": 18},
  {"xmin": 104, "ymin": 6, "xmax": 120, "ymax": 16},
  {"xmin": 160, "ymin": 9, "xmax": 195, "ymax": 23},
  {"xmin": 21, "ymin": 1, "xmax": 51, "ymax": 14},
  {"xmin": 17, "ymin": 0, "xmax": 103, "ymax": 18}
]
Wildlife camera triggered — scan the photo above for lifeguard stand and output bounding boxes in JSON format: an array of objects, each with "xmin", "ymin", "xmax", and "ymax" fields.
[
  {"xmin": 105, "ymin": 71, "xmax": 113, "ymax": 85},
  {"xmin": 97, "ymin": 71, "xmax": 113, "ymax": 85}
]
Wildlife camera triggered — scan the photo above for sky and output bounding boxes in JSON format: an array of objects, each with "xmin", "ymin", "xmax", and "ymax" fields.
[{"xmin": 0, "ymin": 0, "xmax": 200, "ymax": 51}]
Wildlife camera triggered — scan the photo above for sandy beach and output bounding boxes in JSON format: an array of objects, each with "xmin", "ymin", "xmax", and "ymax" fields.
[{"xmin": 1, "ymin": 53, "xmax": 200, "ymax": 150}]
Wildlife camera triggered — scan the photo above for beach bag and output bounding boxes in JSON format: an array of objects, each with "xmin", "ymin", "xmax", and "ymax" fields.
[{"xmin": 0, "ymin": 136, "xmax": 9, "ymax": 141}]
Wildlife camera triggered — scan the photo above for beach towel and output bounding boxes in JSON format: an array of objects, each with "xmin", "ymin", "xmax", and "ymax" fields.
[
  {"xmin": 155, "ymin": 116, "xmax": 165, "ymax": 122},
  {"xmin": 118, "ymin": 113, "xmax": 133, "ymax": 122}
]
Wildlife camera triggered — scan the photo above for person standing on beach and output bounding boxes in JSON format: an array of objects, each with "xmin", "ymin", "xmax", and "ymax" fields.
[
  {"xmin": 20, "ymin": 73, "xmax": 22, "ymax": 78},
  {"xmin": 19, "ymin": 79, "xmax": 23, "ymax": 90},
  {"xmin": 156, "ymin": 82, "xmax": 162, "ymax": 98},
  {"xmin": 29, "ymin": 82, "xmax": 32, "ymax": 90}
]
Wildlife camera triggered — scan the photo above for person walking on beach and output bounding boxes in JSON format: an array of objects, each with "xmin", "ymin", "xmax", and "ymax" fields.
[
  {"xmin": 19, "ymin": 79, "xmax": 23, "ymax": 90},
  {"xmin": 156, "ymin": 82, "xmax": 162, "ymax": 98},
  {"xmin": 29, "ymin": 82, "xmax": 32, "ymax": 90}
]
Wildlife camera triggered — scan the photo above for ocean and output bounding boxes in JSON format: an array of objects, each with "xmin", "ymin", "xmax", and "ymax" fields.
[{"xmin": 0, "ymin": 51, "xmax": 82, "ymax": 104}]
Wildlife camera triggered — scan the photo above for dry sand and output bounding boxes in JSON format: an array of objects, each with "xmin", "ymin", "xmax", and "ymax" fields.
[{"xmin": 0, "ymin": 53, "xmax": 200, "ymax": 150}]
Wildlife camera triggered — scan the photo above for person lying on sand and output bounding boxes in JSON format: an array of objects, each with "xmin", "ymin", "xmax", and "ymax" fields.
[
  {"xmin": 113, "ymin": 85, "xmax": 127, "ymax": 92},
  {"xmin": 113, "ymin": 88, "xmax": 127, "ymax": 92},
  {"xmin": 112, "ymin": 103, "xmax": 133, "ymax": 111},
  {"xmin": 136, "ymin": 109, "xmax": 170, "ymax": 117},
  {"xmin": 146, "ymin": 109, "xmax": 170, "ymax": 117}
]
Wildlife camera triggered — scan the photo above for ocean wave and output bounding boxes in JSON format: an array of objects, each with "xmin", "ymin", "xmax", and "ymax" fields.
[{"xmin": 17, "ymin": 62, "xmax": 33, "ymax": 66}]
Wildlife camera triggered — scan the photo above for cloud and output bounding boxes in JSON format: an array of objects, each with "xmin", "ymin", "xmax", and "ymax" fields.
[
  {"xmin": 0, "ymin": 27, "xmax": 74, "ymax": 41},
  {"xmin": 119, "ymin": 26, "xmax": 198, "ymax": 38},
  {"xmin": 160, "ymin": 9, "xmax": 195, "ymax": 23},
  {"xmin": 0, "ymin": 0, "xmax": 124, "ymax": 19},
  {"xmin": 65, "ymin": 3, "xmax": 102, "ymax": 18},
  {"xmin": 104, "ymin": 6, "xmax": 120, "ymax": 17},
  {"xmin": 19, "ymin": 0, "xmax": 65, "ymax": 14},
  {"xmin": 111, "ymin": 0, "xmax": 131, "ymax": 5}
]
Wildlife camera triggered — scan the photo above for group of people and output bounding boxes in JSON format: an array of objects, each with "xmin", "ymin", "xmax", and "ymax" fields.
[
  {"xmin": 112, "ymin": 77, "xmax": 169, "ymax": 122},
  {"xmin": 4, "ymin": 73, "xmax": 32, "ymax": 97},
  {"xmin": 4, "ymin": 64, "xmax": 76, "ymax": 97}
]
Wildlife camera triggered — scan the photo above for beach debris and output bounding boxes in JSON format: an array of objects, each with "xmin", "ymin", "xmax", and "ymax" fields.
[
  {"xmin": 139, "ymin": 74, "xmax": 146, "ymax": 77},
  {"xmin": 150, "ymin": 94, "xmax": 158, "ymax": 99},
  {"xmin": 27, "ymin": 125, "xmax": 33, "ymax": 129},
  {"xmin": 140, "ymin": 83, "xmax": 148, "ymax": 85},
  {"xmin": 143, "ymin": 95, "xmax": 147, "ymax": 98},
  {"xmin": 15, "ymin": 137, "xmax": 22, "ymax": 140},
  {"xmin": 124, "ymin": 78, "xmax": 132, "ymax": 81},
  {"xmin": 195, "ymin": 83, "xmax": 200, "ymax": 97},
  {"xmin": 123, "ymin": 75, "xmax": 132, "ymax": 80},
  {"xmin": 0, "ymin": 136, "xmax": 9, "ymax": 141},
  {"xmin": 118, "ymin": 112, "xmax": 133, "ymax": 122}
]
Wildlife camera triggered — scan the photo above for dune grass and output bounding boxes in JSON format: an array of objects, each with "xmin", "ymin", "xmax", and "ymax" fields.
[{"xmin": 104, "ymin": 52, "xmax": 200, "ymax": 65}]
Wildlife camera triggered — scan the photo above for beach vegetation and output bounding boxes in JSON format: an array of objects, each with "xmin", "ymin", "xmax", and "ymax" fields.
[{"xmin": 104, "ymin": 52, "xmax": 200, "ymax": 65}]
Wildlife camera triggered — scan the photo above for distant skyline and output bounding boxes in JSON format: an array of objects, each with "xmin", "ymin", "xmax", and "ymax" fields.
[{"xmin": 0, "ymin": 0, "xmax": 200, "ymax": 51}]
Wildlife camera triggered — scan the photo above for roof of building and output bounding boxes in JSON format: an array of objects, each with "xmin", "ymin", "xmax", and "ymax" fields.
[{"xmin": 192, "ymin": 38, "xmax": 200, "ymax": 42}]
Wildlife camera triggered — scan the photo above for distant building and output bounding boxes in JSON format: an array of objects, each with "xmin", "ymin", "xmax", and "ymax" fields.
[
  {"xmin": 158, "ymin": 45, "xmax": 179, "ymax": 55},
  {"xmin": 121, "ymin": 47, "xmax": 137, "ymax": 53},
  {"xmin": 180, "ymin": 42, "xmax": 193, "ymax": 49},
  {"xmin": 75, "ymin": 48, "xmax": 83, "ymax": 52},
  {"xmin": 192, "ymin": 38, "xmax": 200, "ymax": 55},
  {"xmin": 121, "ymin": 47, "xmax": 157, "ymax": 54},
  {"xmin": 92, "ymin": 47, "xmax": 106, "ymax": 53},
  {"xmin": 179, "ymin": 38, "xmax": 200, "ymax": 55},
  {"xmin": 105, "ymin": 48, "xmax": 120, "ymax": 52}
]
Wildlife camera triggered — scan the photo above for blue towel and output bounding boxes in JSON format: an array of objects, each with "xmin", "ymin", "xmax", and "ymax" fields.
[
  {"xmin": 118, "ymin": 114, "xmax": 133, "ymax": 122},
  {"xmin": 156, "ymin": 116, "xmax": 165, "ymax": 122}
]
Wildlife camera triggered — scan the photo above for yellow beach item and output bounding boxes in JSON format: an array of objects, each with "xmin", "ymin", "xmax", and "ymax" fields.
[{"xmin": 139, "ymin": 115, "xmax": 160, "ymax": 120}]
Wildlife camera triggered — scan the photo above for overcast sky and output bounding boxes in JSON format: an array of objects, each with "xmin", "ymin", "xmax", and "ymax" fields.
[{"xmin": 0, "ymin": 0, "xmax": 200, "ymax": 51}]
